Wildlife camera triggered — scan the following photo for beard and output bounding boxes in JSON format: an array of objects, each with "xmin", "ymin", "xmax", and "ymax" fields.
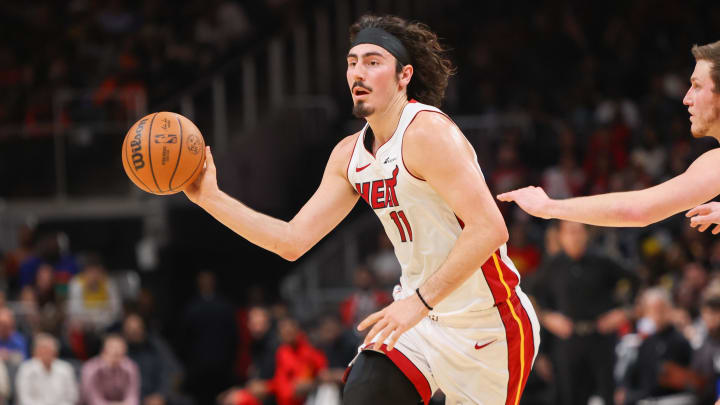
[
  {"xmin": 690, "ymin": 104, "xmax": 720, "ymax": 138},
  {"xmin": 352, "ymin": 101, "xmax": 374, "ymax": 118}
]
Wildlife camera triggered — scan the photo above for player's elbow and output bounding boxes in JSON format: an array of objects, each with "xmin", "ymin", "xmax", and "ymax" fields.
[
  {"xmin": 277, "ymin": 246, "xmax": 303, "ymax": 262},
  {"xmin": 621, "ymin": 205, "xmax": 654, "ymax": 227}
]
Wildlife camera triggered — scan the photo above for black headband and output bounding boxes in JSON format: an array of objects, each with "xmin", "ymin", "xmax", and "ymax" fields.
[{"xmin": 350, "ymin": 27, "xmax": 411, "ymax": 66}]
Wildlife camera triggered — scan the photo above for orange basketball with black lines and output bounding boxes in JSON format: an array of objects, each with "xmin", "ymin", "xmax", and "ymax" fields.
[{"xmin": 122, "ymin": 112, "xmax": 205, "ymax": 195}]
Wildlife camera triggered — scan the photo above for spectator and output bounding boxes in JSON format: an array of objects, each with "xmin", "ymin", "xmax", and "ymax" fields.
[
  {"xmin": 81, "ymin": 334, "xmax": 140, "ymax": 405},
  {"xmin": 0, "ymin": 307, "xmax": 28, "ymax": 371},
  {"xmin": 338, "ymin": 266, "xmax": 391, "ymax": 333},
  {"xmin": 618, "ymin": 288, "xmax": 694, "ymax": 405},
  {"xmin": 180, "ymin": 271, "xmax": 237, "ymax": 405},
  {"xmin": 123, "ymin": 313, "xmax": 184, "ymax": 405},
  {"xmin": 506, "ymin": 220, "xmax": 542, "ymax": 276},
  {"xmin": 15, "ymin": 333, "xmax": 78, "ymax": 405},
  {"xmin": 691, "ymin": 285, "xmax": 720, "ymax": 403},
  {"xmin": 18, "ymin": 232, "xmax": 78, "ymax": 290},
  {"xmin": 67, "ymin": 254, "xmax": 122, "ymax": 332},
  {"xmin": 367, "ymin": 232, "xmax": 401, "ymax": 288},
  {"xmin": 309, "ymin": 314, "xmax": 360, "ymax": 405},
  {"xmin": 270, "ymin": 317, "xmax": 327, "ymax": 405},
  {"xmin": 529, "ymin": 220, "xmax": 636, "ymax": 405}
]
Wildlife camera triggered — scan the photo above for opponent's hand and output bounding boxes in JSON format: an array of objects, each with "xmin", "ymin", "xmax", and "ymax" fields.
[
  {"xmin": 184, "ymin": 146, "xmax": 219, "ymax": 205},
  {"xmin": 496, "ymin": 186, "xmax": 554, "ymax": 219},
  {"xmin": 686, "ymin": 201, "xmax": 720, "ymax": 234},
  {"xmin": 357, "ymin": 294, "xmax": 429, "ymax": 352}
]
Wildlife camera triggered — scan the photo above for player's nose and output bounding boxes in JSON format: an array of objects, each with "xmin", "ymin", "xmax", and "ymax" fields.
[{"xmin": 683, "ymin": 88, "xmax": 692, "ymax": 106}]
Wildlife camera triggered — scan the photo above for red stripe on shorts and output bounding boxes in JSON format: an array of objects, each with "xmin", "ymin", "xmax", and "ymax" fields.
[
  {"xmin": 363, "ymin": 343, "xmax": 432, "ymax": 405},
  {"xmin": 480, "ymin": 250, "xmax": 515, "ymax": 305},
  {"xmin": 497, "ymin": 294, "xmax": 536, "ymax": 405}
]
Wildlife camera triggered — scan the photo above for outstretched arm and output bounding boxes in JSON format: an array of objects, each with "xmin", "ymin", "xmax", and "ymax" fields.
[
  {"xmin": 184, "ymin": 136, "xmax": 359, "ymax": 261},
  {"xmin": 497, "ymin": 148, "xmax": 720, "ymax": 227},
  {"xmin": 359, "ymin": 112, "xmax": 509, "ymax": 350}
]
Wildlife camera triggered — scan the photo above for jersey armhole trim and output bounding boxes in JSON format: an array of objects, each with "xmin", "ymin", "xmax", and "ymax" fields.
[{"xmin": 346, "ymin": 132, "xmax": 362, "ymax": 187}]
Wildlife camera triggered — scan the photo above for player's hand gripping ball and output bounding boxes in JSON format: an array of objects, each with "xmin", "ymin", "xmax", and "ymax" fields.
[{"xmin": 122, "ymin": 112, "xmax": 206, "ymax": 195}]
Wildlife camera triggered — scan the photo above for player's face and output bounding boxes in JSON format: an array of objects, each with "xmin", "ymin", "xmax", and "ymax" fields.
[
  {"xmin": 683, "ymin": 60, "xmax": 720, "ymax": 139},
  {"xmin": 346, "ymin": 44, "xmax": 400, "ymax": 118}
]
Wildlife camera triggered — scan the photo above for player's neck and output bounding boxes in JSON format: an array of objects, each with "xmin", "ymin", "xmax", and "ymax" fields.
[{"xmin": 366, "ymin": 95, "xmax": 408, "ymax": 151}]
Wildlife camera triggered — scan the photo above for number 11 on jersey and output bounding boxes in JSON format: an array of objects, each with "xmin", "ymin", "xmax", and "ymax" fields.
[{"xmin": 389, "ymin": 210, "xmax": 413, "ymax": 242}]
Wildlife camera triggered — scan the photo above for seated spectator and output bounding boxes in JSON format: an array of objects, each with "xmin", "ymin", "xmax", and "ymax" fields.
[
  {"xmin": 18, "ymin": 232, "xmax": 78, "ymax": 290},
  {"xmin": 310, "ymin": 314, "xmax": 360, "ymax": 405},
  {"xmin": 123, "ymin": 313, "xmax": 184, "ymax": 405},
  {"xmin": 339, "ymin": 266, "xmax": 391, "ymax": 334},
  {"xmin": 81, "ymin": 334, "xmax": 140, "ymax": 405},
  {"xmin": 220, "ymin": 306, "xmax": 277, "ymax": 405},
  {"xmin": 270, "ymin": 317, "xmax": 327, "ymax": 405},
  {"xmin": 618, "ymin": 288, "xmax": 694, "ymax": 405},
  {"xmin": 16, "ymin": 333, "xmax": 78, "ymax": 405},
  {"xmin": 67, "ymin": 254, "xmax": 122, "ymax": 332},
  {"xmin": 367, "ymin": 232, "xmax": 401, "ymax": 288},
  {"xmin": 0, "ymin": 307, "xmax": 28, "ymax": 371},
  {"xmin": 691, "ymin": 285, "xmax": 720, "ymax": 403}
]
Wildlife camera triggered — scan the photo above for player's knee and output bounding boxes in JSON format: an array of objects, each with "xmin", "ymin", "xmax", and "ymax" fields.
[{"xmin": 342, "ymin": 351, "xmax": 422, "ymax": 405}]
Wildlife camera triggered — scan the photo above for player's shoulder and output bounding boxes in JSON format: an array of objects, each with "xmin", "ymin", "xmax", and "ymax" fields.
[
  {"xmin": 332, "ymin": 132, "xmax": 359, "ymax": 157},
  {"xmin": 327, "ymin": 131, "xmax": 360, "ymax": 171},
  {"xmin": 689, "ymin": 147, "xmax": 720, "ymax": 169},
  {"xmin": 405, "ymin": 110, "xmax": 464, "ymax": 151}
]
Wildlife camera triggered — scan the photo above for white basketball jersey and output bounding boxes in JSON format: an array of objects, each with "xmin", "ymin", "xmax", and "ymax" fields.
[{"xmin": 347, "ymin": 101, "xmax": 523, "ymax": 316}]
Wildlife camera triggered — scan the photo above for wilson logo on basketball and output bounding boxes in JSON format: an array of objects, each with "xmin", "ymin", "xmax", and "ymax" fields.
[{"xmin": 130, "ymin": 118, "xmax": 147, "ymax": 170}]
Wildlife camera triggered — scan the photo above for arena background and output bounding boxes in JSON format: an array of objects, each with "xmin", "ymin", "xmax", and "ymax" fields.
[{"xmin": 2, "ymin": 1, "xmax": 720, "ymax": 404}]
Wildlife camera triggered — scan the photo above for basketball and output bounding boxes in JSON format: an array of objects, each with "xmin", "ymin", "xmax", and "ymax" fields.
[{"xmin": 121, "ymin": 112, "xmax": 206, "ymax": 195}]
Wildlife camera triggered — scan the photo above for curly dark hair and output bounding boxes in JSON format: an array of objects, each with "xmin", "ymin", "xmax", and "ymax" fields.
[{"xmin": 349, "ymin": 15, "xmax": 456, "ymax": 108}]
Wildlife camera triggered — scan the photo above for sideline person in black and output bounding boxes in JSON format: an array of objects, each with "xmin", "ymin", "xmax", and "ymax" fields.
[{"xmin": 528, "ymin": 220, "xmax": 637, "ymax": 405}]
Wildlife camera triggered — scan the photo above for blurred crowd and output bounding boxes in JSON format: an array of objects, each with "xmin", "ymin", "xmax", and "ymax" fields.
[
  {"xmin": 0, "ymin": 0, "xmax": 296, "ymax": 134},
  {"xmin": 4, "ymin": 0, "xmax": 720, "ymax": 405},
  {"xmin": 0, "ymin": 225, "xmax": 378, "ymax": 405}
]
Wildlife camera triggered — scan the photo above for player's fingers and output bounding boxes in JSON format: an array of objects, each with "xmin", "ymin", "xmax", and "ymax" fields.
[
  {"xmin": 690, "ymin": 213, "xmax": 716, "ymax": 226},
  {"xmin": 363, "ymin": 319, "xmax": 388, "ymax": 347},
  {"xmin": 713, "ymin": 224, "xmax": 720, "ymax": 235},
  {"xmin": 699, "ymin": 223, "xmax": 711, "ymax": 232},
  {"xmin": 386, "ymin": 328, "xmax": 404, "ymax": 352},
  {"xmin": 686, "ymin": 205, "xmax": 710, "ymax": 217},
  {"xmin": 373, "ymin": 325, "xmax": 395, "ymax": 350},
  {"xmin": 204, "ymin": 146, "xmax": 216, "ymax": 169},
  {"xmin": 496, "ymin": 192, "xmax": 514, "ymax": 202},
  {"xmin": 357, "ymin": 310, "xmax": 383, "ymax": 332}
]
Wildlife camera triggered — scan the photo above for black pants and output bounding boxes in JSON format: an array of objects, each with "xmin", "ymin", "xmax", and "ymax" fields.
[
  {"xmin": 343, "ymin": 351, "xmax": 422, "ymax": 405},
  {"xmin": 552, "ymin": 333, "xmax": 616, "ymax": 405}
]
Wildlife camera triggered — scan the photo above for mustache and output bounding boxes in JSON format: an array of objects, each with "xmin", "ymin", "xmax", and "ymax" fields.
[{"xmin": 352, "ymin": 82, "xmax": 373, "ymax": 92}]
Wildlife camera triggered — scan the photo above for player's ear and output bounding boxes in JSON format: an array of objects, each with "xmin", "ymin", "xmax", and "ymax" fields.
[{"xmin": 398, "ymin": 64, "xmax": 413, "ymax": 88}]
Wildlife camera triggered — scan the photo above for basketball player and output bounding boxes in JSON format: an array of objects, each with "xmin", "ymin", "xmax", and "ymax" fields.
[
  {"xmin": 185, "ymin": 15, "xmax": 539, "ymax": 405},
  {"xmin": 498, "ymin": 40, "xmax": 720, "ymax": 231}
]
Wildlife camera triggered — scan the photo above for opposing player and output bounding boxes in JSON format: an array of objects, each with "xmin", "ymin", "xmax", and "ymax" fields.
[
  {"xmin": 185, "ymin": 15, "xmax": 539, "ymax": 405},
  {"xmin": 498, "ymin": 40, "xmax": 720, "ymax": 230}
]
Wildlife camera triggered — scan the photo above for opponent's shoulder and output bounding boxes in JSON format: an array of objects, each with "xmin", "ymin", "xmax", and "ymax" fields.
[{"xmin": 687, "ymin": 147, "xmax": 720, "ymax": 172}]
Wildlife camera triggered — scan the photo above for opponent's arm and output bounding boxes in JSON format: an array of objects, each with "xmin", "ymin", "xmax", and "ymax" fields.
[
  {"xmin": 359, "ymin": 112, "xmax": 508, "ymax": 349},
  {"xmin": 497, "ymin": 148, "xmax": 720, "ymax": 227},
  {"xmin": 184, "ymin": 136, "xmax": 359, "ymax": 261}
]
